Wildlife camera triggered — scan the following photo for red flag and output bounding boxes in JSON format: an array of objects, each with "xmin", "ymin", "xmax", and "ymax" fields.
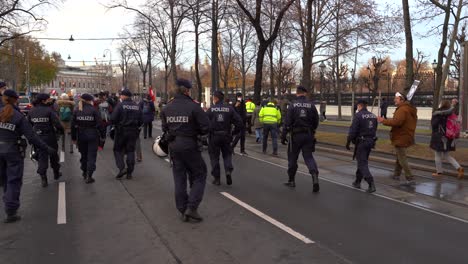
[{"xmin": 148, "ymin": 86, "xmax": 155, "ymax": 102}]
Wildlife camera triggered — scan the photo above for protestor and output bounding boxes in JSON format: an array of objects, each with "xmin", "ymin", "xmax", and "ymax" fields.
[
  {"xmin": 95, "ymin": 91, "xmax": 113, "ymax": 137},
  {"xmin": 0, "ymin": 90, "xmax": 55, "ymax": 223},
  {"xmin": 139, "ymin": 94, "xmax": 156, "ymax": 139},
  {"xmin": 252, "ymin": 101, "xmax": 263, "ymax": 143},
  {"xmin": 206, "ymin": 91, "xmax": 242, "ymax": 186},
  {"xmin": 346, "ymin": 100, "xmax": 378, "ymax": 193},
  {"xmin": 27, "ymin": 93, "xmax": 64, "ymax": 187},
  {"xmin": 71, "ymin": 94, "xmax": 105, "ymax": 184},
  {"xmin": 281, "ymin": 86, "xmax": 320, "ymax": 191},
  {"xmin": 377, "ymin": 92, "xmax": 417, "ymax": 186},
  {"xmin": 380, "ymin": 97, "xmax": 389, "ymax": 119},
  {"xmin": 231, "ymin": 92, "xmax": 248, "ymax": 155},
  {"xmin": 57, "ymin": 93, "xmax": 75, "ymax": 153},
  {"xmin": 430, "ymin": 100, "xmax": 464, "ymax": 179},
  {"xmin": 245, "ymin": 98, "xmax": 255, "ymax": 134},
  {"xmin": 260, "ymin": 99, "xmax": 281, "ymax": 156},
  {"xmin": 319, "ymin": 100, "xmax": 327, "ymax": 121},
  {"xmin": 111, "ymin": 89, "xmax": 142, "ymax": 180},
  {"xmin": 161, "ymin": 79, "xmax": 210, "ymax": 222}
]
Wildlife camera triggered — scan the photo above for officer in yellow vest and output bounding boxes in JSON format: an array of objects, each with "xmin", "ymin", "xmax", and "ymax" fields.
[
  {"xmin": 259, "ymin": 101, "xmax": 281, "ymax": 155},
  {"xmin": 245, "ymin": 99, "xmax": 256, "ymax": 134}
]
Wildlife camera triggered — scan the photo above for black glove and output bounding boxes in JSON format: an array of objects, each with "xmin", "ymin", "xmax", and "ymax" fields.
[
  {"xmin": 345, "ymin": 139, "xmax": 351, "ymax": 151},
  {"xmin": 47, "ymin": 147, "xmax": 57, "ymax": 155},
  {"xmin": 281, "ymin": 138, "xmax": 288, "ymax": 145}
]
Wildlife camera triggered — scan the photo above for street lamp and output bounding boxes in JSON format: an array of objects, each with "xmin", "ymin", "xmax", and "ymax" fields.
[
  {"xmin": 319, "ymin": 62, "xmax": 326, "ymax": 100},
  {"xmin": 432, "ymin": 59, "xmax": 437, "ymax": 92}
]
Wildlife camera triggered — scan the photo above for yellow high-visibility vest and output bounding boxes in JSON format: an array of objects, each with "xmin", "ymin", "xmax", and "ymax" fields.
[{"xmin": 259, "ymin": 102, "xmax": 281, "ymax": 124}]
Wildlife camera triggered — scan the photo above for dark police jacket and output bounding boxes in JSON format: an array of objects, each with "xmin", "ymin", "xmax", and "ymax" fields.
[
  {"xmin": 71, "ymin": 103, "xmax": 105, "ymax": 141},
  {"xmin": 283, "ymin": 96, "xmax": 319, "ymax": 136},
  {"xmin": 27, "ymin": 104, "xmax": 64, "ymax": 136},
  {"xmin": 111, "ymin": 98, "xmax": 143, "ymax": 130},
  {"xmin": 161, "ymin": 94, "xmax": 209, "ymax": 152},
  {"xmin": 347, "ymin": 107, "xmax": 377, "ymax": 142},
  {"xmin": 206, "ymin": 102, "xmax": 242, "ymax": 136},
  {"xmin": 0, "ymin": 106, "xmax": 49, "ymax": 153},
  {"xmin": 234, "ymin": 100, "xmax": 247, "ymax": 122}
]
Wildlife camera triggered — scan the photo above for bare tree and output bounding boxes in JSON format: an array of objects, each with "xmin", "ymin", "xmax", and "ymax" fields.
[
  {"xmin": 402, "ymin": 0, "xmax": 414, "ymax": 93},
  {"xmin": 118, "ymin": 44, "xmax": 134, "ymax": 89}
]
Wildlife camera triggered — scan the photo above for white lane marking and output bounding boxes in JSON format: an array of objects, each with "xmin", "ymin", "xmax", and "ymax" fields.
[
  {"xmin": 57, "ymin": 182, "xmax": 67, "ymax": 224},
  {"xmin": 221, "ymin": 192, "xmax": 315, "ymax": 244},
  {"xmin": 245, "ymin": 155, "xmax": 468, "ymax": 225}
]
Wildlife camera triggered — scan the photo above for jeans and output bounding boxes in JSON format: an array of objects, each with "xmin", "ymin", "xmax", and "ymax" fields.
[
  {"xmin": 434, "ymin": 151, "xmax": 461, "ymax": 173},
  {"xmin": 263, "ymin": 124, "xmax": 278, "ymax": 153},
  {"xmin": 255, "ymin": 128, "xmax": 263, "ymax": 142}
]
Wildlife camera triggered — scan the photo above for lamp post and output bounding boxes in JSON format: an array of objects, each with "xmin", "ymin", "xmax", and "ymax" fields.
[
  {"xmin": 319, "ymin": 61, "xmax": 326, "ymax": 101},
  {"xmin": 432, "ymin": 59, "xmax": 438, "ymax": 93}
]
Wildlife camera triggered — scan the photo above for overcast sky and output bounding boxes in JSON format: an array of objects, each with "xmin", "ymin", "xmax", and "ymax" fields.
[{"xmin": 31, "ymin": 0, "xmax": 441, "ymax": 70}]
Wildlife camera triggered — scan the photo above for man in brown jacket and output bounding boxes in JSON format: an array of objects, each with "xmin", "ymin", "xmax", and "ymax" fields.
[{"xmin": 377, "ymin": 92, "xmax": 418, "ymax": 185}]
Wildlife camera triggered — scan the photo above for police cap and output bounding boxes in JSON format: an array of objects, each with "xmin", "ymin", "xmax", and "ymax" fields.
[
  {"xmin": 0, "ymin": 81, "xmax": 6, "ymax": 89},
  {"xmin": 296, "ymin": 86, "xmax": 308, "ymax": 93},
  {"xmin": 36, "ymin": 93, "xmax": 50, "ymax": 102},
  {"xmin": 213, "ymin": 90, "xmax": 224, "ymax": 99},
  {"xmin": 81, "ymin": 93, "xmax": 94, "ymax": 101},
  {"xmin": 236, "ymin": 92, "xmax": 242, "ymax": 97},
  {"xmin": 120, "ymin": 89, "xmax": 132, "ymax": 97},
  {"xmin": 356, "ymin": 99, "xmax": 368, "ymax": 106},
  {"xmin": 176, "ymin": 78, "xmax": 192, "ymax": 89},
  {"xmin": 3, "ymin": 89, "xmax": 18, "ymax": 99}
]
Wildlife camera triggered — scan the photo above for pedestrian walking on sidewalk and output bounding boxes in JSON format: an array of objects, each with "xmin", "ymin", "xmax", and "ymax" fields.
[
  {"xmin": 206, "ymin": 91, "xmax": 242, "ymax": 186},
  {"xmin": 71, "ymin": 94, "xmax": 106, "ymax": 184},
  {"xmin": 0, "ymin": 90, "xmax": 55, "ymax": 223},
  {"xmin": 380, "ymin": 97, "xmax": 388, "ymax": 119},
  {"xmin": 252, "ymin": 101, "xmax": 263, "ymax": 143},
  {"xmin": 231, "ymin": 92, "xmax": 248, "ymax": 155},
  {"xmin": 346, "ymin": 100, "xmax": 378, "ymax": 193},
  {"xmin": 161, "ymin": 79, "xmax": 210, "ymax": 222},
  {"xmin": 260, "ymin": 100, "xmax": 281, "ymax": 156},
  {"xmin": 111, "ymin": 89, "xmax": 142, "ymax": 180},
  {"xmin": 319, "ymin": 100, "xmax": 327, "ymax": 121},
  {"xmin": 430, "ymin": 100, "xmax": 464, "ymax": 179},
  {"xmin": 28, "ymin": 93, "xmax": 64, "ymax": 187},
  {"xmin": 377, "ymin": 92, "xmax": 418, "ymax": 186},
  {"xmin": 281, "ymin": 86, "xmax": 320, "ymax": 192}
]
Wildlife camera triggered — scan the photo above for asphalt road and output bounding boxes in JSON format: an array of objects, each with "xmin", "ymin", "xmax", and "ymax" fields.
[{"xmin": 1, "ymin": 130, "xmax": 468, "ymax": 264}]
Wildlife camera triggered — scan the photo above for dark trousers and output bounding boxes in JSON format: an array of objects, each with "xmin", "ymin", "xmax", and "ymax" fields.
[
  {"xmin": 287, "ymin": 132, "xmax": 318, "ymax": 181},
  {"xmin": 231, "ymin": 125, "xmax": 246, "ymax": 152},
  {"xmin": 208, "ymin": 134, "xmax": 233, "ymax": 179},
  {"xmin": 37, "ymin": 135, "xmax": 60, "ymax": 176},
  {"xmin": 1, "ymin": 152, "xmax": 24, "ymax": 215},
  {"xmin": 263, "ymin": 124, "xmax": 278, "ymax": 153},
  {"xmin": 113, "ymin": 128, "xmax": 138, "ymax": 174},
  {"xmin": 143, "ymin": 122, "xmax": 153, "ymax": 138},
  {"xmin": 77, "ymin": 134, "xmax": 99, "ymax": 175},
  {"xmin": 355, "ymin": 139, "xmax": 374, "ymax": 183},
  {"xmin": 246, "ymin": 115, "xmax": 253, "ymax": 134},
  {"xmin": 380, "ymin": 112, "xmax": 387, "ymax": 119},
  {"xmin": 171, "ymin": 150, "xmax": 207, "ymax": 214}
]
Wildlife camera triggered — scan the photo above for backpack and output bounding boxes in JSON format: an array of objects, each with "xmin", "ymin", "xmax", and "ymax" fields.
[
  {"xmin": 99, "ymin": 101, "xmax": 110, "ymax": 122},
  {"xmin": 446, "ymin": 113, "xmax": 461, "ymax": 139},
  {"xmin": 59, "ymin": 105, "xmax": 72, "ymax": 122}
]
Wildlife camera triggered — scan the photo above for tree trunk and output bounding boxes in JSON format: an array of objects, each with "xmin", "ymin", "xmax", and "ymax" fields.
[
  {"xmin": 402, "ymin": 0, "xmax": 414, "ymax": 93},
  {"xmin": 301, "ymin": 0, "xmax": 313, "ymax": 90},
  {"xmin": 433, "ymin": 0, "xmax": 451, "ymax": 110},
  {"xmin": 253, "ymin": 44, "xmax": 268, "ymax": 104},
  {"xmin": 195, "ymin": 26, "xmax": 203, "ymax": 102},
  {"xmin": 269, "ymin": 46, "xmax": 275, "ymax": 98}
]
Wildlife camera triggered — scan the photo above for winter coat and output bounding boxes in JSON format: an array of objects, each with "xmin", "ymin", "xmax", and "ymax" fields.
[
  {"xmin": 56, "ymin": 99, "xmax": 75, "ymax": 130},
  {"xmin": 252, "ymin": 105, "xmax": 263, "ymax": 129},
  {"xmin": 381, "ymin": 101, "xmax": 418, "ymax": 148},
  {"xmin": 430, "ymin": 108, "xmax": 456, "ymax": 152},
  {"xmin": 139, "ymin": 100, "xmax": 156, "ymax": 123}
]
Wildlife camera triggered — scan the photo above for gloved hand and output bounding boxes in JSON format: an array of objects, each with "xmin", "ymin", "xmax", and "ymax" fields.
[
  {"xmin": 281, "ymin": 138, "xmax": 288, "ymax": 145},
  {"xmin": 47, "ymin": 147, "xmax": 57, "ymax": 155},
  {"xmin": 345, "ymin": 139, "xmax": 351, "ymax": 151}
]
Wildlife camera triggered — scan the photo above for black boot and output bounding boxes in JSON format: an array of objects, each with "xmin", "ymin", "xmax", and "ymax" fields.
[
  {"xmin": 126, "ymin": 173, "xmax": 133, "ymax": 180},
  {"xmin": 115, "ymin": 168, "xmax": 127, "ymax": 179},
  {"xmin": 4, "ymin": 213, "xmax": 21, "ymax": 223},
  {"xmin": 352, "ymin": 180, "xmax": 361, "ymax": 189},
  {"xmin": 82, "ymin": 171, "xmax": 87, "ymax": 180},
  {"xmin": 366, "ymin": 179, "xmax": 376, "ymax": 193},
  {"xmin": 284, "ymin": 181, "xmax": 296, "ymax": 188},
  {"xmin": 212, "ymin": 178, "xmax": 221, "ymax": 186},
  {"xmin": 185, "ymin": 208, "xmax": 203, "ymax": 222},
  {"xmin": 54, "ymin": 170, "xmax": 62, "ymax": 180},
  {"xmin": 226, "ymin": 171, "xmax": 232, "ymax": 185},
  {"xmin": 312, "ymin": 173, "xmax": 320, "ymax": 193},
  {"xmin": 40, "ymin": 175, "xmax": 48, "ymax": 188},
  {"xmin": 85, "ymin": 172, "xmax": 95, "ymax": 184}
]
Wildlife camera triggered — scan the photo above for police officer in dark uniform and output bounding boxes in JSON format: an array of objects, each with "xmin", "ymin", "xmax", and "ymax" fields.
[
  {"xmin": 231, "ymin": 92, "xmax": 248, "ymax": 155},
  {"xmin": 111, "ymin": 89, "xmax": 142, "ymax": 180},
  {"xmin": 281, "ymin": 86, "xmax": 320, "ymax": 192},
  {"xmin": 346, "ymin": 99, "xmax": 377, "ymax": 193},
  {"xmin": 0, "ymin": 82, "xmax": 7, "ymax": 188},
  {"xmin": 71, "ymin": 94, "xmax": 105, "ymax": 184},
  {"xmin": 161, "ymin": 79, "xmax": 209, "ymax": 222},
  {"xmin": 28, "ymin": 93, "xmax": 64, "ymax": 187},
  {"xmin": 0, "ymin": 90, "xmax": 54, "ymax": 223},
  {"xmin": 206, "ymin": 91, "xmax": 242, "ymax": 186}
]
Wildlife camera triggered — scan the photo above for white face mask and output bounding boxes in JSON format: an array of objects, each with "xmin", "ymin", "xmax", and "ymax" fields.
[{"xmin": 237, "ymin": 97, "xmax": 242, "ymax": 101}]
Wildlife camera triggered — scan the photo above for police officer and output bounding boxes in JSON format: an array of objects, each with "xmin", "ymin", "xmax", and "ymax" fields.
[
  {"xmin": 161, "ymin": 79, "xmax": 209, "ymax": 222},
  {"xmin": 0, "ymin": 82, "xmax": 6, "ymax": 188},
  {"xmin": 28, "ymin": 93, "xmax": 64, "ymax": 187},
  {"xmin": 346, "ymin": 99, "xmax": 377, "ymax": 193},
  {"xmin": 71, "ymin": 94, "xmax": 105, "ymax": 184},
  {"xmin": 281, "ymin": 86, "xmax": 320, "ymax": 192},
  {"xmin": 111, "ymin": 89, "xmax": 142, "ymax": 180},
  {"xmin": 207, "ymin": 91, "xmax": 242, "ymax": 186},
  {"xmin": 231, "ymin": 92, "xmax": 248, "ymax": 155},
  {"xmin": 0, "ymin": 90, "xmax": 55, "ymax": 223}
]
